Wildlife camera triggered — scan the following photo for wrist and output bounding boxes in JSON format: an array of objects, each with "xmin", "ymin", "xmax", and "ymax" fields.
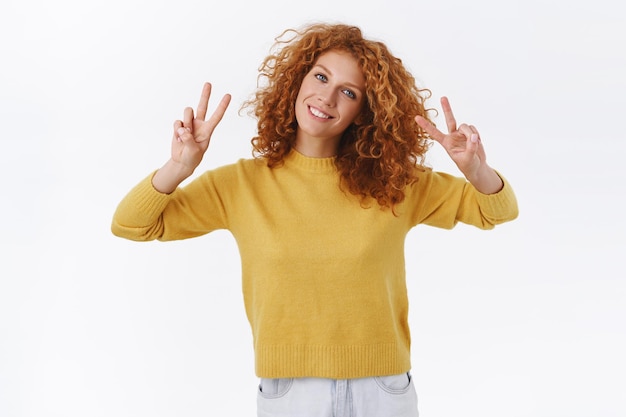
[
  {"xmin": 152, "ymin": 159, "xmax": 194, "ymax": 194},
  {"xmin": 466, "ymin": 164, "xmax": 503, "ymax": 195}
]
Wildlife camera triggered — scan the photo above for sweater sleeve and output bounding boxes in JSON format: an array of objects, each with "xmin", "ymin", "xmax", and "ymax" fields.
[
  {"xmin": 111, "ymin": 167, "xmax": 232, "ymax": 242},
  {"xmin": 407, "ymin": 169, "xmax": 519, "ymax": 230}
]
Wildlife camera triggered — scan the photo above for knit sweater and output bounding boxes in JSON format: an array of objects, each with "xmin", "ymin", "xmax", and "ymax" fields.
[{"xmin": 111, "ymin": 149, "xmax": 518, "ymax": 379}]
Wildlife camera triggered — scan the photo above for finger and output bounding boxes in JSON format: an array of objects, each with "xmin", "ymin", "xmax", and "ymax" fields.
[
  {"xmin": 469, "ymin": 124, "xmax": 487, "ymax": 160},
  {"xmin": 458, "ymin": 123, "xmax": 474, "ymax": 140},
  {"xmin": 196, "ymin": 82, "xmax": 212, "ymax": 121},
  {"xmin": 202, "ymin": 94, "xmax": 232, "ymax": 138},
  {"xmin": 173, "ymin": 120, "xmax": 183, "ymax": 142},
  {"xmin": 176, "ymin": 126, "xmax": 193, "ymax": 143},
  {"xmin": 466, "ymin": 132, "xmax": 480, "ymax": 155},
  {"xmin": 469, "ymin": 124, "xmax": 481, "ymax": 141},
  {"xmin": 415, "ymin": 115, "xmax": 445, "ymax": 143},
  {"xmin": 183, "ymin": 107, "xmax": 194, "ymax": 131},
  {"xmin": 440, "ymin": 96, "xmax": 457, "ymax": 133},
  {"xmin": 459, "ymin": 123, "xmax": 480, "ymax": 155}
]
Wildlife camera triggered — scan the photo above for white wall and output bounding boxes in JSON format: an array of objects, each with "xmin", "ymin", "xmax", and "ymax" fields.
[{"xmin": 1, "ymin": 0, "xmax": 624, "ymax": 416}]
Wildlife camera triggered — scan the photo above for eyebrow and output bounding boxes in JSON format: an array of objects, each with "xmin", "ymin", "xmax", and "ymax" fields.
[{"xmin": 314, "ymin": 64, "xmax": 365, "ymax": 92}]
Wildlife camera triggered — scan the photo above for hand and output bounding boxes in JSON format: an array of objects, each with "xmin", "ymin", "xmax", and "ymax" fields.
[
  {"xmin": 171, "ymin": 82, "xmax": 231, "ymax": 172},
  {"xmin": 415, "ymin": 96, "xmax": 485, "ymax": 179},
  {"xmin": 152, "ymin": 83, "xmax": 231, "ymax": 194},
  {"xmin": 415, "ymin": 97, "xmax": 503, "ymax": 194}
]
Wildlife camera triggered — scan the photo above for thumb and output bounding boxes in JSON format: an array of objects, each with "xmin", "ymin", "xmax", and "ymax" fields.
[
  {"xmin": 467, "ymin": 133, "xmax": 480, "ymax": 155},
  {"xmin": 176, "ymin": 127, "xmax": 193, "ymax": 143}
]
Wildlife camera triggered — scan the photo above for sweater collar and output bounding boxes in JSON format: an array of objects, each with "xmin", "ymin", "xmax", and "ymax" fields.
[{"xmin": 284, "ymin": 148, "xmax": 337, "ymax": 173}]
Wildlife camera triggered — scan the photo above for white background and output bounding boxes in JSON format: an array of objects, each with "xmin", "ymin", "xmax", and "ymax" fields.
[{"xmin": 1, "ymin": 0, "xmax": 624, "ymax": 416}]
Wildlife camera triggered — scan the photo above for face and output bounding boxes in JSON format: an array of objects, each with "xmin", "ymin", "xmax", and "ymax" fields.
[{"xmin": 294, "ymin": 50, "xmax": 366, "ymax": 157}]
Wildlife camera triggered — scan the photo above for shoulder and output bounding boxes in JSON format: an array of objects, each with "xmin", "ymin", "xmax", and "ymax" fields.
[
  {"xmin": 195, "ymin": 157, "xmax": 270, "ymax": 184},
  {"xmin": 401, "ymin": 166, "xmax": 470, "ymax": 210},
  {"xmin": 204, "ymin": 156, "xmax": 267, "ymax": 174},
  {"xmin": 410, "ymin": 166, "xmax": 466, "ymax": 191}
]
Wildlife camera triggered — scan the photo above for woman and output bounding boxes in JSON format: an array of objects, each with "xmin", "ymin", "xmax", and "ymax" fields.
[{"xmin": 112, "ymin": 23, "xmax": 518, "ymax": 417}]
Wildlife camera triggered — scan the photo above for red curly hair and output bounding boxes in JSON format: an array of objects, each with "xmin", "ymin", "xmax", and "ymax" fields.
[{"xmin": 243, "ymin": 23, "xmax": 433, "ymax": 210}]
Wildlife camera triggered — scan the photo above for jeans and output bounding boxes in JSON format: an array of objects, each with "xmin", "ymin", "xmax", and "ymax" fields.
[{"xmin": 257, "ymin": 372, "xmax": 418, "ymax": 417}]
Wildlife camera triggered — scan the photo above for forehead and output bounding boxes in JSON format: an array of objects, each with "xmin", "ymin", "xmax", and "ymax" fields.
[{"xmin": 313, "ymin": 50, "xmax": 366, "ymax": 86}]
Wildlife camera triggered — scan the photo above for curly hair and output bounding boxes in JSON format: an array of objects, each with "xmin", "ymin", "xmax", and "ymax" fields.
[{"xmin": 243, "ymin": 23, "xmax": 433, "ymax": 210}]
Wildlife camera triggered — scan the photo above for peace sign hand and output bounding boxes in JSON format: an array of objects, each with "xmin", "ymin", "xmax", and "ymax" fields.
[
  {"xmin": 171, "ymin": 82, "xmax": 232, "ymax": 172},
  {"xmin": 415, "ymin": 97, "xmax": 503, "ymax": 194},
  {"xmin": 152, "ymin": 83, "xmax": 231, "ymax": 194}
]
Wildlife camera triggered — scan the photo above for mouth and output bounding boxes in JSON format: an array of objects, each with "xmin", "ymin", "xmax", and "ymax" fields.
[{"xmin": 308, "ymin": 105, "xmax": 332, "ymax": 120}]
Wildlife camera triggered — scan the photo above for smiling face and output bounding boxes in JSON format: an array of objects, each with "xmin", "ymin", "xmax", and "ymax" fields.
[{"xmin": 294, "ymin": 50, "xmax": 366, "ymax": 157}]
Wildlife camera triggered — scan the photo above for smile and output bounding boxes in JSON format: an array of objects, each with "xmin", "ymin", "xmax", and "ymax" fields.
[{"xmin": 309, "ymin": 106, "xmax": 332, "ymax": 119}]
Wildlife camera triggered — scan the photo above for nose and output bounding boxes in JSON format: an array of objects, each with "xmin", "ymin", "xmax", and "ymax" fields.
[{"xmin": 317, "ymin": 91, "xmax": 335, "ymax": 108}]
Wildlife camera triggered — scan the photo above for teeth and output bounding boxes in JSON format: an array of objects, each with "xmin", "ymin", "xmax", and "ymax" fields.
[{"xmin": 310, "ymin": 106, "xmax": 330, "ymax": 119}]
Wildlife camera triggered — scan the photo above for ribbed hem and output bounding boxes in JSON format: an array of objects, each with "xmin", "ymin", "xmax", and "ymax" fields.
[
  {"xmin": 475, "ymin": 173, "xmax": 519, "ymax": 222},
  {"xmin": 131, "ymin": 172, "xmax": 174, "ymax": 218},
  {"xmin": 255, "ymin": 343, "xmax": 411, "ymax": 379},
  {"xmin": 113, "ymin": 172, "xmax": 172, "ymax": 225}
]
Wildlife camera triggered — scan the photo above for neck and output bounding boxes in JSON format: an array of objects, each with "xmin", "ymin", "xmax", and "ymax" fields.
[{"xmin": 294, "ymin": 134, "xmax": 339, "ymax": 158}]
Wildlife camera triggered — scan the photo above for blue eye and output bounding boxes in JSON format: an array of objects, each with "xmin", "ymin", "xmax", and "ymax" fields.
[
  {"xmin": 315, "ymin": 73, "xmax": 328, "ymax": 82},
  {"xmin": 342, "ymin": 89, "xmax": 356, "ymax": 99}
]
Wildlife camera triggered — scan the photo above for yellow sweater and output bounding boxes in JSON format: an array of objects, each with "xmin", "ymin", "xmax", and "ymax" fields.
[{"xmin": 112, "ymin": 149, "xmax": 518, "ymax": 379}]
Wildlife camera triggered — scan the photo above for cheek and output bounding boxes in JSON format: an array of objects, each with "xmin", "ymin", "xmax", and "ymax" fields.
[
  {"xmin": 294, "ymin": 84, "xmax": 304, "ymax": 101},
  {"xmin": 297, "ymin": 78, "xmax": 313, "ymax": 96},
  {"xmin": 347, "ymin": 103, "xmax": 365, "ymax": 124}
]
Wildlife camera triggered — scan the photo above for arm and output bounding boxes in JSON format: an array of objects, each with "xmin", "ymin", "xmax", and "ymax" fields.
[
  {"xmin": 407, "ymin": 169, "xmax": 518, "ymax": 230},
  {"xmin": 415, "ymin": 97, "xmax": 502, "ymax": 195},
  {"xmin": 111, "ymin": 83, "xmax": 231, "ymax": 240}
]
